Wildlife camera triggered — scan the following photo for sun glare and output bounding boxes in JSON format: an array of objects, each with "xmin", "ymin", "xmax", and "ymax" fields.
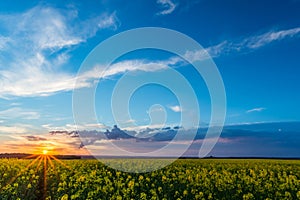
[{"xmin": 42, "ymin": 150, "xmax": 48, "ymax": 155}]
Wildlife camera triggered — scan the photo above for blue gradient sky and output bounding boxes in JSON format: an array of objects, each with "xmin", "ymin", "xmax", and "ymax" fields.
[{"xmin": 0, "ymin": 0, "xmax": 299, "ymax": 155}]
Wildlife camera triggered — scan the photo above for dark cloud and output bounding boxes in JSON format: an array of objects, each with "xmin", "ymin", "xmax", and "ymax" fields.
[
  {"xmin": 51, "ymin": 122, "xmax": 300, "ymax": 157},
  {"xmin": 183, "ymin": 122, "xmax": 300, "ymax": 157},
  {"xmin": 23, "ymin": 135, "xmax": 47, "ymax": 141},
  {"xmin": 49, "ymin": 130, "xmax": 79, "ymax": 137}
]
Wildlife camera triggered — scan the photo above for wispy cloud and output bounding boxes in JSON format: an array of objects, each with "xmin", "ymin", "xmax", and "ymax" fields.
[
  {"xmin": 42, "ymin": 123, "xmax": 109, "ymax": 132},
  {"xmin": 9, "ymin": 102, "xmax": 22, "ymax": 106},
  {"xmin": 0, "ymin": 125, "xmax": 30, "ymax": 134},
  {"xmin": 243, "ymin": 27, "xmax": 300, "ymax": 49},
  {"xmin": 0, "ymin": 5, "xmax": 119, "ymax": 98},
  {"xmin": 246, "ymin": 107, "xmax": 266, "ymax": 113},
  {"xmin": 0, "ymin": 13, "xmax": 299, "ymax": 99},
  {"xmin": 96, "ymin": 12, "xmax": 120, "ymax": 30},
  {"xmin": 0, "ymin": 107, "xmax": 40, "ymax": 120},
  {"xmin": 1, "ymin": 132, "xmax": 86, "ymax": 155},
  {"xmin": 0, "ymin": 36, "xmax": 10, "ymax": 50},
  {"xmin": 1, "ymin": 121, "xmax": 300, "ymax": 156},
  {"xmin": 156, "ymin": 0, "xmax": 177, "ymax": 15},
  {"xmin": 97, "ymin": 27, "xmax": 300, "ymax": 79},
  {"xmin": 183, "ymin": 27, "xmax": 300, "ymax": 62},
  {"xmin": 78, "ymin": 59, "xmax": 170, "ymax": 82},
  {"xmin": 73, "ymin": 26, "xmax": 300, "ymax": 92},
  {"xmin": 23, "ymin": 135, "xmax": 47, "ymax": 141},
  {"xmin": 183, "ymin": 41, "xmax": 228, "ymax": 62},
  {"xmin": 168, "ymin": 105, "xmax": 182, "ymax": 112}
]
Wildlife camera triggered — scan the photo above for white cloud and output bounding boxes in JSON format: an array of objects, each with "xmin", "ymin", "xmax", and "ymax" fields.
[
  {"xmin": 74, "ymin": 26, "xmax": 300, "ymax": 90},
  {"xmin": 0, "ymin": 125, "xmax": 28, "ymax": 134},
  {"xmin": 0, "ymin": 10, "xmax": 299, "ymax": 100},
  {"xmin": 42, "ymin": 123, "xmax": 109, "ymax": 131},
  {"xmin": 0, "ymin": 5, "xmax": 119, "ymax": 98},
  {"xmin": 0, "ymin": 107, "xmax": 40, "ymax": 120},
  {"xmin": 0, "ymin": 6, "xmax": 83, "ymax": 51},
  {"xmin": 0, "ymin": 123, "xmax": 36, "ymax": 134},
  {"xmin": 183, "ymin": 27, "xmax": 300, "ymax": 62},
  {"xmin": 168, "ymin": 105, "xmax": 182, "ymax": 112},
  {"xmin": 156, "ymin": 0, "xmax": 177, "ymax": 15},
  {"xmin": 78, "ymin": 59, "xmax": 169, "ymax": 81},
  {"xmin": 97, "ymin": 12, "xmax": 119, "ymax": 30},
  {"xmin": 246, "ymin": 107, "xmax": 266, "ymax": 113},
  {"xmin": 122, "ymin": 124, "xmax": 172, "ymax": 132},
  {"xmin": 10, "ymin": 102, "xmax": 22, "ymax": 106},
  {"xmin": 0, "ymin": 36, "xmax": 10, "ymax": 50},
  {"xmin": 78, "ymin": 11, "xmax": 120, "ymax": 38},
  {"xmin": 72, "ymin": 56, "xmax": 188, "ymax": 94},
  {"xmin": 0, "ymin": 59, "xmax": 80, "ymax": 97},
  {"xmin": 183, "ymin": 41, "xmax": 228, "ymax": 62},
  {"xmin": 244, "ymin": 27, "xmax": 300, "ymax": 49}
]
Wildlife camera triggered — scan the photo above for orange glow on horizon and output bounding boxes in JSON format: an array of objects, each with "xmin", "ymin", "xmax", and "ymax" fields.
[{"xmin": 0, "ymin": 141, "xmax": 91, "ymax": 156}]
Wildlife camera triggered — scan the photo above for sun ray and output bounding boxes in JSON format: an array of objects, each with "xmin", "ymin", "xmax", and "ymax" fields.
[
  {"xmin": 22, "ymin": 155, "xmax": 45, "ymax": 198},
  {"xmin": 0, "ymin": 155, "xmax": 41, "ymax": 192},
  {"xmin": 47, "ymin": 156, "xmax": 61, "ymax": 187},
  {"xmin": 49, "ymin": 155, "xmax": 71, "ymax": 170},
  {"xmin": 43, "ymin": 155, "xmax": 47, "ymax": 200},
  {"xmin": 23, "ymin": 154, "xmax": 40, "ymax": 159},
  {"xmin": 1, "ymin": 151, "xmax": 76, "ymax": 197},
  {"xmin": 47, "ymin": 155, "xmax": 55, "ymax": 169},
  {"xmin": 35, "ymin": 156, "xmax": 44, "ymax": 172}
]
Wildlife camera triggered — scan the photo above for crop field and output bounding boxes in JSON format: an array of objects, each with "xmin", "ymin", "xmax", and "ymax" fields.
[{"xmin": 0, "ymin": 157, "xmax": 300, "ymax": 200}]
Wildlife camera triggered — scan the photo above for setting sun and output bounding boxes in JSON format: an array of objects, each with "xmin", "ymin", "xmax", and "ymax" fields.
[{"xmin": 42, "ymin": 150, "xmax": 48, "ymax": 155}]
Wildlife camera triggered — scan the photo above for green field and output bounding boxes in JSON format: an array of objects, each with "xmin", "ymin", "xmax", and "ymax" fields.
[{"xmin": 0, "ymin": 157, "xmax": 300, "ymax": 200}]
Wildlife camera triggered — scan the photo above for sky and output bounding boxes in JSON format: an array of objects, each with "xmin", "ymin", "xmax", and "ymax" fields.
[{"xmin": 0, "ymin": 0, "xmax": 299, "ymax": 156}]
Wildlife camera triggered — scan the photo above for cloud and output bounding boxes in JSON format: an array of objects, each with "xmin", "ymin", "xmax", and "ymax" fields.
[
  {"xmin": 0, "ymin": 107, "xmax": 40, "ymax": 120},
  {"xmin": 95, "ymin": 27, "xmax": 300, "ymax": 78},
  {"xmin": 168, "ymin": 105, "xmax": 182, "ymax": 112},
  {"xmin": 9, "ymin": 102, "xmax": 22, "ymax": 106},
  {"xmin": 0, "ymin": 36, "xmax": 10, "ymax": 50},
  {"xmin": 0, "ymin": 125, "xmax": 29, "ymax": 134},
  {"xmin": 79, "ymin": 59, "xmax": 169, "ymax": 80},
  {"xmin": 78, "ymin": 11, "xmax": 120, "ymax": 38},
  {"xmin": 0, "ymin": 123, "xmax": 40, "ymax": 135},
  {"xmin": 73, "ymin": 59, "xmax": 172, "ymax": 88},
  {"xmin": 1, "ymin": 121, "xmax": 300, "ymax": 156},
  {"xmin": 243, "ymin": 27, "xmax": 300, "ymax": 49},
  {"xmin": 42, "ymin": 123, "xmax": 109, "ymax": 132},
  {"xmin": 56, "ymin": 121, "xmax": 300, "ymax": 158},
  {"xmin": 0, "ymin": 5, "xmax": 119, "ymax": 98},
  {"xmin": 246, "ymin": 107, "xmax": 266, "ymax": 113},
  {"xmin": 0, "ymin": 6, "xmax": 83, "ymax": 51},
  {"xmin": 183, "ymin": 41, "xmax": 228, "ymax": 62},
  {"xmin": 1, "ymin": 12, "xmax": 298, "ymax": 99},
  {"xmin": 23, "ymin": 135, "xmax": 47, "ymax": 141},
  {"xmin": 93, "ymin": 27, "xmax": 300, "ymax": 71},
  {"xmin": 183, "ymin": 27, "xmax": 300, "ymax": 62},
  {"xmin": 156, "ymin": 0, "xmax": 177, "ymax": 15},
  {"xmin": 1, "ymin": 132, "xmax": 86, "ymax": 155},
  {"xmin": 97, "ymin": 12, "xmax": 120, "ymax": 30}
]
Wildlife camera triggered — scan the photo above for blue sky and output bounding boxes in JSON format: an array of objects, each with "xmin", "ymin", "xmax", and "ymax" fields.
[{"xmin": 0, "ymin": 0, "xmax": 299, "ymax": 156}]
